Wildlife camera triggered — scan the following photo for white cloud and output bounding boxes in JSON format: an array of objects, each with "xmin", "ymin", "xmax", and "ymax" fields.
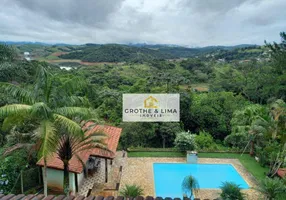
[{"xmin": 0, "ymin": 0, "xmax": 285, "ymax": 46}]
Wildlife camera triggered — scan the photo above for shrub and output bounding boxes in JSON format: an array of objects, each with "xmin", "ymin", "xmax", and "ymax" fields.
[
  {"xmin": 220, "ymin": 182, "xmax": 245, "ymax": 200},
  {"xmin": 224, "ymin": 133, "xmax": 248, "ymax": 149},
  {"xmin": 195, "ymin": 131, "xmax": 214, "ymax": 149},
  {"xmin": 255, "ymin": 177, "xmax": 286, "ymax": 200},
  {"xmin": 174, "ymin": 131, "xmax": 197, "ymax": 151},
  {"xmin": 182, "ymin": 175, "xmax": 199, "ymax": 198},
  {"xmin": 119, "ymin": 184, "xmax": 144, "ymax": 198}
]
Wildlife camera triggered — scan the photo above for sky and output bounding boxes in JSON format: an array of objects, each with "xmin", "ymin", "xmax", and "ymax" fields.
[{"xmin": 0, "ymin": 0, "xmax": 285, "ymax": 46}]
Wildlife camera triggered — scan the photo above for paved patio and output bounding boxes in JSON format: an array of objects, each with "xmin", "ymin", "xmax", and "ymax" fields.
[{"xmin": 120, "ymin": 157, "xmax": 262, "ymax": 200}]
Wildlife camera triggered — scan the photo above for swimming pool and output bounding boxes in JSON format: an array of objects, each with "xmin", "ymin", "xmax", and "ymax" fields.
[{"xmin": 153, "ymin": 163, "xmax": 249, "ymax": 198}]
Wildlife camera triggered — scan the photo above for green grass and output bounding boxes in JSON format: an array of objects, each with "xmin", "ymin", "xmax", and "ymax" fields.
[
  {"xmin": 128, "ymin": 151, "xmax": 268, "ymax": 181},
  {"xmin": 128, "ymin": 151, "xmax": 185, "ymax": 157}
]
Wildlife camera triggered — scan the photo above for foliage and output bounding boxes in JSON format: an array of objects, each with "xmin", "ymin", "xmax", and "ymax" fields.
[
  {"xmin": 0, "ymin": 60, "xmax": 91, "ymax": 196},
  {"xmin": 182, "ymin": 175, "xmax": 199, "ymax": 198},
  {"xmin": 0, "ymin": 44, "xmax": 17, "ymax": 63},
  {"xmin": 224, "ymin": 133, "xmax": 248, "ymax": 149},
  {"xmin": 255, "ymin": 177, "xmax": 286, "ymax": 200},
  {"xmin": 186, "ymin": 92, "xmax": 248, "ymax": 140},
  {"xmin": 219, "ymin": 182, "xmax": 245, "ymax": 200},
  {"xmin": 60, "ymin": 44, "xmax": 176, "ymax": 62},
  {"xmin": 194, "ymin": 131, "xmax": 215, "ymax": 150},
  {"xmin": 119, "ymin": 184, "xmax": 144, "ymax": 198},
  {"xmin": 174, "ymin": 131, "xmax": 197, "ymax": 151},
  {"xmin": 55, "ymin": 126, "xmax": 107, "ymax": 194},
  {"xmin": 119, "ymin": 122, "xmax": 157, "ymax": 149},
  {"xmin": 0, "ymin": 149, "xmax": 33, "ymax": 194},
  {"xmin": 156, "ymin": 122, "xmax": 182, "ymax": 148}
]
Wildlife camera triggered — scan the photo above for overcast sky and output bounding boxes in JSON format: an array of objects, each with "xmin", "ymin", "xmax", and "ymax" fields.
[{"xmin": 0, "ymin": 0, "xmax": 285, "ymax": 46}]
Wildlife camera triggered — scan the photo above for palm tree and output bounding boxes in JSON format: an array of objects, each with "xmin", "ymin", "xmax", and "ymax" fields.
[
  {"xmin": 255, "ymin": 177, "xmax": 286, "ymax": 200},
  {"xmin": 0, "ymin": 64, "xmax": 90, "ymax": 196},
  {"xmin": 182, "ymin": 175, "xmax": 199, "ymax": 199},
  {"xmin": 54, "ymin": 128, "xmax": 108, "ymax": 195},
  {"xmin": 220, "ymin": 182, "xmax": 245, "ymax": 200}
]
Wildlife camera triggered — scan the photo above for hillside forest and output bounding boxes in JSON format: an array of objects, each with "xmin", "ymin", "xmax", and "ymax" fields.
[{"xmin": 0, "ymin": 32, "xmax": 285, "ymax": 194}]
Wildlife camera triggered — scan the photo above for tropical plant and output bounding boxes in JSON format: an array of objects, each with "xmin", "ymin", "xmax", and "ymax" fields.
[
  {"xmin": 0, "ymin": 65, "xmax": 90, "ymax": 196},
  {"xmin": 194, "ymin": 131, "xmax": 214, "ymax": 150},
  {"xmin": 220, "ymin": 182, "xmax": 245, "ymax": 200},
  {"xmin": 182, "ymin": 175, "xmax": 199, "ymax": 199},
  {"xmin": 54, "ymin": 125, "xmax": 108, "ymax": 195},
  {"xmin": 255, "ymin": 177, "xmax": 286, "ymax": 200},
  {"xmin": 174, "ymin": 131, "xmax": 197, "ymax": 151},
  {"xmin": 119, "ymin": 184, "xmax": 144, "ymax": 198}
]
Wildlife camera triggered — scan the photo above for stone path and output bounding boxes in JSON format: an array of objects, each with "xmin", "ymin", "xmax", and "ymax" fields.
[
  {"xmin": 120, "ymin": 157, "xmax": 262, "ymax": 200},
  {"xmin": 78, "ymin": 151, "xmax": 127, "ymax": 197},
  {"xmin": 78, "ymin": 158, "xmax": 108, "ymax": 196}
]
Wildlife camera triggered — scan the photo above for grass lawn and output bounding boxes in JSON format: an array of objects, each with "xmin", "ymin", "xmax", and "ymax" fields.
[
  {"xmin": 128, "ymin": 151, "xmax": 185, "ymax": 157},
  {"xmin": 128, "ymin": 151, "xmax": 268, "ymax": 181}
]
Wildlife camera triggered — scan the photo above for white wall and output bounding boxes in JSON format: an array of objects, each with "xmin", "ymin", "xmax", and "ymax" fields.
[
  {"xmin": 43, "ymin": 168, "xmax": 77, "ymax": 193},
  {"xmin": 77, "ymin": 172, "xmax": 85, "ymax": 188}
]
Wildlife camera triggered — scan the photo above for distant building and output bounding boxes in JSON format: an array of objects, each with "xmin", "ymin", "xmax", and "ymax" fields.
[
  {"xmin": 217, "ymin": 58, "xmax": 225, "ymax": 63},
  {"xmin": 23, "ymin": 52, "xmax": 31, "ymax": 61}
]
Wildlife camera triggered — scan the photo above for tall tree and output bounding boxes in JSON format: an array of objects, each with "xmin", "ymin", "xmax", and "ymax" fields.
[
  {"xmin": 54, "ymin": 124, "xmax": 108, "ymax": 195},
  {"xmin": 0, "ymin": 64, "xmax": 90, "ymax": 196}
]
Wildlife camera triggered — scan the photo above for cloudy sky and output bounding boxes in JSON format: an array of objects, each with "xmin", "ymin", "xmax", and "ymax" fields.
[{"xmin": 1, "ymin": 0, "xmax": 285, "ymax": 46}]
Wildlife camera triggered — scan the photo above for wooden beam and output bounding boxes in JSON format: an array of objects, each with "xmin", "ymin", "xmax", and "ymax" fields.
[{"xmin": 105, "ymin": 158, "xmax": 108, "ymax": 183}]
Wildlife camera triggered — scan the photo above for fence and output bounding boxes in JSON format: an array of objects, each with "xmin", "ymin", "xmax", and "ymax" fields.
[{"xmin": 10, "ymin": 167, "xmax": 42, "ymax": 194}]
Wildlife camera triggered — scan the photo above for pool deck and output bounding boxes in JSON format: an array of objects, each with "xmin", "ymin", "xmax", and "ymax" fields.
[{"xmin": 120, "ymin": 157, "xmax": 262, "ymax": 200}]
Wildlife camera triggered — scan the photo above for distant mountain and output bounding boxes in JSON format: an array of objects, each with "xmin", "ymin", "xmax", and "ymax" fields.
[
  {"xmin": 59, "ymin": 44, "xmax": 177, "ymax": 62},
  {"xmin": 0, "ymin": 41, "xmax": 74, "ymax": 46},
  {"xmin": 3, "ymin": 41, "xmax": 262, "ymax": 62},
  {"xmin": 58, "ymin": 43, "xmax": 262, "ymax": 62}
]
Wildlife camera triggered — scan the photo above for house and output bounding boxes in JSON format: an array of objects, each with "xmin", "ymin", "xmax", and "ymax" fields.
[{"xmin": 37, "ymin": 123, "xmax": 122, "ymax": 194}]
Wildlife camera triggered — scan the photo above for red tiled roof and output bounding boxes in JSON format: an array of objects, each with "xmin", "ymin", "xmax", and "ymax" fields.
[
  {"xmin": 37, "ymin": 123, "xmax": 122, "ymax": 173},
  {"xmin": 277, "ymin": 168, "xmax": 286, "ymax": 178}
]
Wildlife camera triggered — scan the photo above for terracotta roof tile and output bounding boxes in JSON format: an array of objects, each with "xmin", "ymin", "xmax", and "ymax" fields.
[{"xmin": 37, "ymin": 124, "xmax": 122, "ymax": 173}]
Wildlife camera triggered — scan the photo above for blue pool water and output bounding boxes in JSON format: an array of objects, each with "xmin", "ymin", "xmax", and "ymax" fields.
[{"xmin": 153, "ymin": 163, "xmax": 249, "ymax": 198}]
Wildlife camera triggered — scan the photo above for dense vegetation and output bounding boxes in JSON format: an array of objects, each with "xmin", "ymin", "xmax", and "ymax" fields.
[{"xmin": 0, "ymin": 32, "xmax": 285, "ymax": 196}]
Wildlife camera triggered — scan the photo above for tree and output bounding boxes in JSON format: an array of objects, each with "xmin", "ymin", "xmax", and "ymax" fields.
[
  {"xmin": 157, "ymin": 122, "xmax": 182, "ymax": 148},
  {"xmin": 255, "ymin": 177, "xmax": 286, "ymax": 200},
  {"xmin": 0, "ymin": 44, "xmax": 17, "ymax": 63},
  {"xmin": 220, "ymin": 182, "xmax": 245, "ymax": 200},
  {"xmin": 182, "ymin": 175, "xmax": 199, "ymax": 199},
  {"xmin": 0, "ymin": 65, "xmax": 90, "ymax": 196},
  {"xmin": 55, "ymin": 124, "xmax": 108, "ymax": 195},
  {"xmin": 265, "ymin": 32, "xmax": 286, "ymax": 75},
  {"xmin": 230, "ymin": 104, "xmax": 267, "ymax": 155}
]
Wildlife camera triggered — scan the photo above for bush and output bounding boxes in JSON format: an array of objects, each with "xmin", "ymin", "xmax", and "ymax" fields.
[
  {"xmin": 220, "ymin": 182, "xmax": 245, "ymax": 200},
  {"xmin": 255, "ymin": 177, "xmax": 286, "ymax": 200},
  {"xmin": 224, "ymin": 133, "xmax": 248, "ymax": 149},
  {"xmin": 174, "ymin": 131, "xmax": 197, "ymax": 151},
  {"xmin": 119, "ymin": 184, "xmax": 144, "ymax": 198},
  {"xmin": 195, "ymin": 131, "xmax": 214, "ymax": 150}
]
